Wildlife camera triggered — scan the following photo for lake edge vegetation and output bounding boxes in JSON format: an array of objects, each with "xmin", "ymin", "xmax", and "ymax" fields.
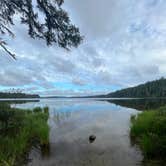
[
  {"xmin": 0, "ymin": 103, "xmax": 49, "ymax": 166},
  {"xmin": 130, "ymin": 106, "xmax": 166, "ymax": 165}
]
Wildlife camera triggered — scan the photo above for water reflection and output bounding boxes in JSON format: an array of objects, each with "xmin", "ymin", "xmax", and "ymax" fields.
[
  {"xmin": 0, "ymin": 99, "xmax": 40, "ymax": 106},
  {"xmin": 40, "ymin": 143, "xmax": 51, "ymax": 158},
  {"xmin": 19, "ymin": 99, "xmax": 142, "ymax": 166},
  {"xmin": 1, "ymin": 98, "xmax": 166, "ymax": 166},
  {"xmin": 53, "ymin": 111, "xmax": 72, "ymax": 125},
  {"xmin": 106, "ymin": 98, "xmax": 166, "ymax": 111},
  {"xmin": 4, "ymin": 98, "xmax": 165, "ymax": 165}
]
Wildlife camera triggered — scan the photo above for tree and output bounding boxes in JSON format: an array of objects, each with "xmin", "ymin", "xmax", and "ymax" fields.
[
  {"xmin": 0, "ymin": 0, "xmax": 83, "ymax": 59},
  {"xmin": 107, "ymin": 77, "xmax": 166, "ymax": 98}
]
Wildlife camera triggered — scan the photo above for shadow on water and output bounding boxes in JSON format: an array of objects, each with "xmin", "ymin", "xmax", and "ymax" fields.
[
  {"xmin": 106, "ymin": 98, "xmax": 166, "ymax": 111},
  {"xmin": 40, "ymin": 143, "xmax": 51, "ymax": 157}
]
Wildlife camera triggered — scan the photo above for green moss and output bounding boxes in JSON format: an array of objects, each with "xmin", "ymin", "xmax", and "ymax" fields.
[
  {"xmin": 130, "ymin": 106, "xmax": 166, "ymax": 161},
  {"xmin": 0, "ymin": 103, "xmax": 49, "ymax": 166}
]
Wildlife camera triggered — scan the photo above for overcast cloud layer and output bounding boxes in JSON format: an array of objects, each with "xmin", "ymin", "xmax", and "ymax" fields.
[{"xmin": 0, "ymin": 0, "xmax": 166, "ymax": 96}]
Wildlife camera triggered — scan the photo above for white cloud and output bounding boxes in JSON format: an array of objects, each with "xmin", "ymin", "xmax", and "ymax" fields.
[{"xmin": 0, "ymin": 0, "xmax": 166, "ymax": 95}]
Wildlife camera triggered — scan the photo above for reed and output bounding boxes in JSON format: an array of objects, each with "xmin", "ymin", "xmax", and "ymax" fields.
[
  {"xmin": 0, "ymin": 103, "xmax": 49, "ymax": 166},
  {"xmin": 131, "ymin": 106, "xmax": 166, "ymax": 161}
]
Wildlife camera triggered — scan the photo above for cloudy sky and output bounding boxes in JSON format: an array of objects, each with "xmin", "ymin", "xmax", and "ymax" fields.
[{"xmin": 0, "ymin": 0, "xmax": 166, "ymax": 96}]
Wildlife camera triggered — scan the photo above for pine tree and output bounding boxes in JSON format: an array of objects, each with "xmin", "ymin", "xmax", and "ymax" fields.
[{"xmin": 0, "ymin": 0, "xmax": 83, "ymax": 59}]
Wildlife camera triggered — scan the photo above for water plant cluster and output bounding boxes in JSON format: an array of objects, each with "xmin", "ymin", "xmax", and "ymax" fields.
[
  {"xmin": 131, "ymin": 106, "xmax": 166, "ymax": 163},
  {"xmin": 0, "ymin": 103, "xmax": 49, "ymax": 166}
]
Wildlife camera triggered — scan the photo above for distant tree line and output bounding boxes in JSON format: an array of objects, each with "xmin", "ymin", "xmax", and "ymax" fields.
[
  {"xmin": 107, "ymin": 78, "xmax": 166, "ymax": 98},
  {"xmin": 0, "ymin": 92, "xmax": 39, "ymax": 98}
]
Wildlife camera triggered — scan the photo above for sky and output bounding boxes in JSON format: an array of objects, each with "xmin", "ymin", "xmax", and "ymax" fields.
[{"xmin": 0, "ymin": 0, "xmax": 166, "ymax": 96}]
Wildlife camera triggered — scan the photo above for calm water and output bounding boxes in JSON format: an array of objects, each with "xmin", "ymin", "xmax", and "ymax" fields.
[{"xmin": 8, "ymin": 98, "xmax": 145, "ymax": 166}]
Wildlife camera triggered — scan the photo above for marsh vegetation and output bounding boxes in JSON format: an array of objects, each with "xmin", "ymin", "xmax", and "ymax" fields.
[
  {"xmin": 130, "ymin": 106, "xmax": 166, "ymax": 164},
  {"xmin": 0, "ymin": 103, "xmax": 49, "ymax": 166}
]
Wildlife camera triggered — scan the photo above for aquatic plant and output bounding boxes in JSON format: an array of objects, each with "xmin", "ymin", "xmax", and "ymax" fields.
[
  {"xmin": 43, "ymin": 106, "xmax": 49, "ymax": 114},
  {"xmin": 33, "ymin": 107, "xmax": 42, "ymax": 113}
]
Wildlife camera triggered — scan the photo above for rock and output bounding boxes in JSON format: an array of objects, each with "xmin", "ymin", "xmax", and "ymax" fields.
[{"xmin": 89, "ymin": 135, "xmax": 96, "ymax": 143}]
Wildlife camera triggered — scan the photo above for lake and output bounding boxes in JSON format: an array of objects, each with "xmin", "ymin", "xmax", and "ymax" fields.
[{"xmin": 2, "ymin": 98, "xmax": 166, "ymax": 166}]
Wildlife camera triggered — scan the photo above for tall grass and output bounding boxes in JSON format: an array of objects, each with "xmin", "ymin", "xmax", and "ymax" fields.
[
  {"xmin": 0, "ymin": 103, "xmax": 50, "ymax": 166},
  {"xmin": 130, "ymin": 106, "xmax": 166, "ymax": 160}
]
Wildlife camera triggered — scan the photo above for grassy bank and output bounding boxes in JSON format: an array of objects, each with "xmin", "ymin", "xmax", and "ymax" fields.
[
  {"xmin": 130, "ymin": 106, "xmax": 166, "ymax": 164},
  {"xmin": 0, "ymin": 103, "xmax": 49, "ymax": 166}
]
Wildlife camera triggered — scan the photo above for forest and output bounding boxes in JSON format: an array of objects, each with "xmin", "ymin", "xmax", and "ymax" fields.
[
  {"xmin": 0, "ymin": 92, "xmax": 39, "ymax": 98},
  {"xmin": 107, "ymin": 78, "xmax": 166, "ymax": 98}
]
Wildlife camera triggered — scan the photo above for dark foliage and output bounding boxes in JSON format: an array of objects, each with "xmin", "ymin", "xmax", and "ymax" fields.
[
  {"xmin": 107, "ymin": 98, "xmax": 166, "ymax": 111},
  {"xmin": 107, "ymin": 77, "xmax": 166, "ymax": 98},
  {"xmin": 0, "ymin": 92, "xmax": 39, "ymax": 98},
  {"xmin": 0, "ymin": 0, "xmax": 83, "ymax": 58}
]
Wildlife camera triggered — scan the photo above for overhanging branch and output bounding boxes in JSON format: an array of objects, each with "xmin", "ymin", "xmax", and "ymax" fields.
[{"xmin": 0, "ymin": 41, "xmax": 16, "ymax": 60}]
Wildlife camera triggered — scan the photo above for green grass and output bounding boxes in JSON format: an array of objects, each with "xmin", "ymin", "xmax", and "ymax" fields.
[
  {"xmin": 130, "ymin": 106, "xmax": 166, "ymax": 161},
  {"xmin": 0, "ymin": 103, "xmax": 49, "ymax": 166}
]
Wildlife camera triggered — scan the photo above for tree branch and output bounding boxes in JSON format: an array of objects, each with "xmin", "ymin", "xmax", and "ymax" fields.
[{"xmin": 0, "ymin": 41, "xmax": 16, "ymax": 60}]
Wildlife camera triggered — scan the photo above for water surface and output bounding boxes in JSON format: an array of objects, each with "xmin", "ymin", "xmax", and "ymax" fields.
[{"xmin": 10, "ymin": 98, "xmax": 144, "ymax": 166}]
